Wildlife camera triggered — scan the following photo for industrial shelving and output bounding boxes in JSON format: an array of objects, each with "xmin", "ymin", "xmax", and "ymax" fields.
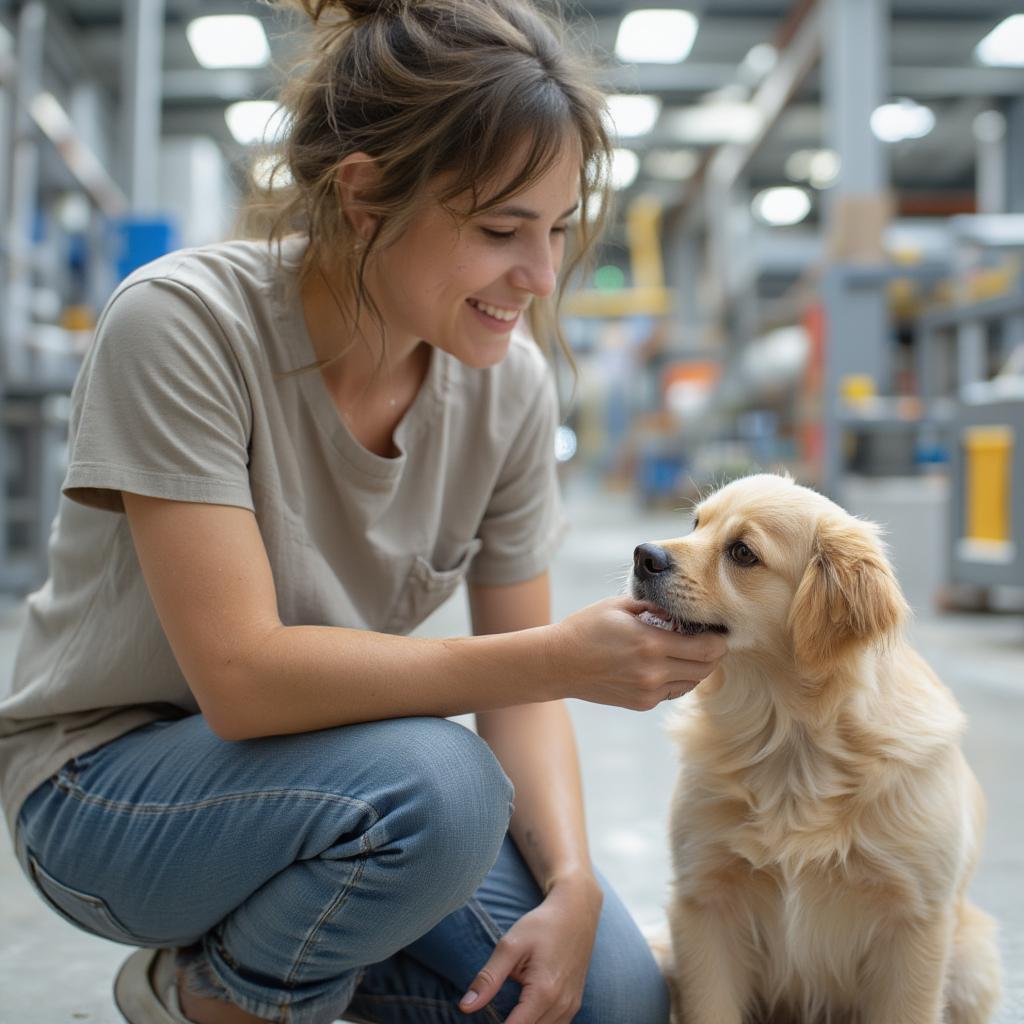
[{"xmin": 0, "ymin": 2, "xmax": 128, "ymax": 593}]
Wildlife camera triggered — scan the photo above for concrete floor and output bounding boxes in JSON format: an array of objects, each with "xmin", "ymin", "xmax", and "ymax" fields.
[{"xmin": 0, "ymin": 475, "xmax": 1022, "ymax": 1023}]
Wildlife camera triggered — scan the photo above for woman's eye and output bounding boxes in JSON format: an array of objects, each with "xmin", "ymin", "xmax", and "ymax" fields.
[
  {"xmin": 482, "ymin": 226, "xmax": 568, "ymax": 241},
  {"xmin": 728, "ymin": 542, "xmax": 758, "ymax": 566}
]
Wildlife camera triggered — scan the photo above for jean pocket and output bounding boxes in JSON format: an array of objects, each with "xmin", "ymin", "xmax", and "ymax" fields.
[{"xmin": 27, "ymin": 853, "xmax": 141, "ymax": 946}]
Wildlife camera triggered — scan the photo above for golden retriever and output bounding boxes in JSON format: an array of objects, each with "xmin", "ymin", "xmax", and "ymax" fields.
[{"xmin": 631, "ymin": 474, "xmax": 1002, "ymax": 1024}]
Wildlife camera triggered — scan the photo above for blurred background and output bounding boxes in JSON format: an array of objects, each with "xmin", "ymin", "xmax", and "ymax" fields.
[
  {"xmin": 0, "ymin": 1, "xmax": 1023, "ymax": 1021},
  {"xmin": 2, "ymin": 0, "xmax": 1024, "ymax": 607}
]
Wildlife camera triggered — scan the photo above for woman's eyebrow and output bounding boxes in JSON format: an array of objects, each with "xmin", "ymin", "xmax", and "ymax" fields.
[{"xmin": 487, "ymin": 202, "xmax": 580, "ymax": 220}]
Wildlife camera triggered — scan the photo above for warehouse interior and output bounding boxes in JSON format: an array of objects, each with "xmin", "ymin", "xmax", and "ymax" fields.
[{"xmin": 1, "ymin": 0, "xmax": 1023, "ymax": 1021}]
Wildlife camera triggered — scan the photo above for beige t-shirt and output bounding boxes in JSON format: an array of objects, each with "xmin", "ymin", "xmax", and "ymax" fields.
[{"xmin": 0, "ymin": 237, "xmax": 567, "ymax": 842}]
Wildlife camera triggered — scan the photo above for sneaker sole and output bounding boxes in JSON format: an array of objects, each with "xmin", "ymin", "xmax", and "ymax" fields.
[{"xmin": 114, "ymin": 947, "xmax": 183, "ymax": 1024}]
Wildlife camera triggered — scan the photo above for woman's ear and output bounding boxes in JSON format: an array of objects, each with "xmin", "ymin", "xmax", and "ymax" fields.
[
  {"xmin": 788, "ymin": 514, "xmax": 909, "ymax": 678},
  {"xmin": 335, "ymin": 152, "xmax": 382, "ymax": 242}
]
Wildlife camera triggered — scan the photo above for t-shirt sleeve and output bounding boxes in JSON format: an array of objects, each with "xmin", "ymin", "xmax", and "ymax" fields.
[
  {"xmin": 62, "ymin": 277, "xmax": 254, "ymax": 514},
  {"xmin": 467, "ymin": 366, "xmax": 569, "ymax": 587}
]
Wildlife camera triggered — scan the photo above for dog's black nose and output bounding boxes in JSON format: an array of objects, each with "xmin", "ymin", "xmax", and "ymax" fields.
[{"xmin": 634, "ymin": 543, "xmax": 672, "ymax": 579}]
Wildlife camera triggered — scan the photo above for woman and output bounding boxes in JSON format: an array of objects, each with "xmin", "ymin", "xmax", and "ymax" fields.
[{"xmin": 0, "ymin": 1, "xmax": 725, "ymax": 1022}]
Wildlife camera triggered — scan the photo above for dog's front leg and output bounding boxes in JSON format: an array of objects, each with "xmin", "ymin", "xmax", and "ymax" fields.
[
  {"xmin": 858, "ymin": 915, "xmax": 953, "ymax": 1024},
  {"xmin": 669, "ymin": 890, "xmax": 757, "ymax": 1024}
]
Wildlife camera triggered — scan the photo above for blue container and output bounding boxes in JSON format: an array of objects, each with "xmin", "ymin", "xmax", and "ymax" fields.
[{"xmin": 110, "ymin": 216, "xmax": 178, "ymax": 282}]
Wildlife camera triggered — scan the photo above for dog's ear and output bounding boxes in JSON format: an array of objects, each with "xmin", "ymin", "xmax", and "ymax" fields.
[{"xmin": 788, "ymin": 514, "xmax": 908, "ymax": 678}]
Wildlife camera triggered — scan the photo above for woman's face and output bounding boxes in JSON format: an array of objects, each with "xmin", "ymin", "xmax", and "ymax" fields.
[{"xmin": 365, "ymin": 143, "xmax": 582, "ymax": 369}]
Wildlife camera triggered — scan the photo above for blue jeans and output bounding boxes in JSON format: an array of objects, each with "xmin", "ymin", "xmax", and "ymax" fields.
[{"xmin": 14, "ymin": 715, "xmax": 670, "ymax": 1024}]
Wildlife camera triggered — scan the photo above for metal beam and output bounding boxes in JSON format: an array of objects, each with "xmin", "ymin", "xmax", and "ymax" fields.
[
  {"xmin": 120, "ymin": 0, "xmax": 165, "ymax": 211},
  {"xmin": 162, "ymin": 68, "xmax": 274, "ymax": 103},
  {"xmin": 700, "ymin": 2, "xmax": 823, "ymax": 204},
  {"xmin": 1007, "ymin": 96, "xmax": 1024, "ymax": 214},
  {"xmin": 825, "ymin": 0, "xmax": 887, "ymax": 197},
  {"xmin": 4, "ymin": 1, "xmax": 45, "ymax": 385}
]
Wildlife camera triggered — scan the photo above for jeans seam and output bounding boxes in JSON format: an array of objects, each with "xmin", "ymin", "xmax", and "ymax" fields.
[
  {"xmin": 350, "ymin": 992, "xmax": 504, "ymax": 1023},
  {"xmin": 464, "ymin": 899, "xmax": 510, "ymax": 1023},
  {"xmin": 465, "ymin": 897, "xmax": 505, "ymax": 946},
  {"xmin": 285, "ymin": 852, "xmax": 368, "ymax": 988},
  {"xmin": 52, "ymin": 774, "xmax": 383, "ymax": 826}
]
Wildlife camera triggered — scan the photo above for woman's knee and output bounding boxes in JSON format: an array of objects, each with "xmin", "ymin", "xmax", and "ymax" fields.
[
  {"xmin": 375, "ymin": 718, "xmax": 513, "ymax": 879},
  {"xmin": 577, "ymin": 891, "xmax": 672, "ymax": 1024},
  {"xmin": 581, "ymin": 951, "xmax": 670, "ymax": 1024}
]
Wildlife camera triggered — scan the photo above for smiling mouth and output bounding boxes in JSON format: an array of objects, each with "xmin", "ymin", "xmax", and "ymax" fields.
[
  {"xmin": 639, "ymin": 609, "xmax": 729, "ymax": 636},
  {"xmin": 467, "ymin": 298, "xmax": 522, "ymax": 323}
]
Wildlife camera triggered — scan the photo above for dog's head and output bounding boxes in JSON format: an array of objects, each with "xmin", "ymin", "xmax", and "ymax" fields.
[{"xmin": 630, "ymin": 474, "xmax": 908, "ymax": 678}]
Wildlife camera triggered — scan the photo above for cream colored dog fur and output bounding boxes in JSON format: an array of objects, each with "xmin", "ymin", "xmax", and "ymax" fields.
[{"xmin": 632, "ymin": 474, "xmax": 1001, "ymax": 1024}]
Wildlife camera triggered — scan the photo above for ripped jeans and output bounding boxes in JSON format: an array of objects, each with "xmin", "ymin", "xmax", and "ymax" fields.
[{"xmin": 14, "ymin": 715, "xmax": 670, "ymax": 1024}]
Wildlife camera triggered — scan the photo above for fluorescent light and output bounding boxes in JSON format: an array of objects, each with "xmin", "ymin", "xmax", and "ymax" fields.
[
  {"xmin": 187, "ymin": 15, "xmax": 270, "ymax": 69},
  {"xmin": 611, "ymin": 149, "xmax": 640, "ymax": 191},
  {"xmin": 808, "ymin": 149, "xmax": 840, "ymax": 189},
  {"xmin": 56, "ymin": 193, "xmax": 92, "ymax": 233},
  {"xmin": 784, "ymin": 149, "xmax": 814, "ymax": 182},
  {"xmin": 225, "ymin": 101, "xmax": 287, "ymax": 145},
  {"xmin": 606, "ymin": 94, "xmax": 662, "ymax": 139},
  {"xmin": 662, "ymin": 102, "xmax": 762, "ymax": 145},
  {"xmin": 975, "ymin": 14, "xmax": 1024, "ymax": 67},
  {"xmin": 251, "ymin": 154, "xmax": 293, "ymax": 190},
  {"xmin": 786, "ymin": 149, "xmax": 840, "ymax": 189},
  {"xmin": 870, "ymin": 99, "xmax": 935, "ymax": 143},
  {"xmin": 644, "ymin": 148, "xmax": 699, "ymax": 181},
  {"xmin": 752, "ymin": 187, "xmax": 811, "ymax": 227},
  {"xmin": 615, "ymin": 9, "xmax": 698, "ymax": 64}
]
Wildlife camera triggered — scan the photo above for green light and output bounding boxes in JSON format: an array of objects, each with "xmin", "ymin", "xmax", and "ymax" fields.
[{"xmin": 594, "ymin": 265, "xmax": 626, "ymax": 291}]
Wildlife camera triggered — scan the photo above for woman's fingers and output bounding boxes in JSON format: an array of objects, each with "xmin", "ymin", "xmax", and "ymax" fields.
[
  {"xmin": 661, "ymin": 681, "xmax": 699, "ymax": 702},
  {"xmin": 459, "ymin": 942, "xmax": 519, "ymax": 1015}
]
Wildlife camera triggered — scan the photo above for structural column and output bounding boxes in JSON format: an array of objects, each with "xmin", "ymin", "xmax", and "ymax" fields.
[
  {"xmin": 120, "ymin": 0, "xmax": 165, "ymax": 211},
  {"xmin": 1005, "ymin": 95, "xmax": 1024, "ymax": 216},
  {"xmin": 820, "ymin": 0, "xmax": 892, "ymax": 498}
]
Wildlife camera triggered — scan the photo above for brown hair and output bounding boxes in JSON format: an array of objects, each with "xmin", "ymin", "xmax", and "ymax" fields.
[{"xmin": 242, "ymin": 0, "xmax": 612, "ymax": 376}]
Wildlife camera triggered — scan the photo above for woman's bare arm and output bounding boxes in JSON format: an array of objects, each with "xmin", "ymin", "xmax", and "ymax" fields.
[
  {"xmin": 122, "ymin": 492, "xmax": 555, "ymax": 739},
  {"xmin": 122, "ymin": 492, "xmax": 725, "ymax": 741}
]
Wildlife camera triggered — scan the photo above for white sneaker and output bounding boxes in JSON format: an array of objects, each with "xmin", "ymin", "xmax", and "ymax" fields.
[{"xmin": 114, "ymin": 947, "xmax": 193, "ymax": 1023}]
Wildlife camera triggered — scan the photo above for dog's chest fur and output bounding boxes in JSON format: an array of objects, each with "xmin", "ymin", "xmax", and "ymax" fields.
[{"xmin": 669, "ymin": 687, "xmax": 957, "ymax": 1015}]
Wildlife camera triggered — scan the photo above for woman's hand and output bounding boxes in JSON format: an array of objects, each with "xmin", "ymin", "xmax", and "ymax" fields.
[
  {"xmin": 545, "ymin": 596, "xmax": 727, "ymax": 710},
  {"xmin": 459, "ymin": 876, "xmax": 603, "ymax": 1023}
]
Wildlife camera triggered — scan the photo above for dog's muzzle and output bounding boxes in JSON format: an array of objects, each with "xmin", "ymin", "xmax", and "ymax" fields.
[{"xmin": 633, "ymin": 543, "xmax": 672, "ymax": 580}]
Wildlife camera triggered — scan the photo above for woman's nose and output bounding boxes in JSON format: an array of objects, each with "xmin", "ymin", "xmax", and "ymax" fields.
[{"xmin": 511, "ymin": 246, "xmax": 558, "ymax": 298}]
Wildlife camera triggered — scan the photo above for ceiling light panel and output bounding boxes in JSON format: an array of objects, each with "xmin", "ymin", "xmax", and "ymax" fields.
[
  {"xmin": 225, "ymin": 101, "xmax": 287, "ymax": 145},
  {"xmin": 661, "ymin": 102, "xmax": 762, "ymax": 145},
  {"xmin": 785, "ymin": 148, "xmax": 840, "ymax": 189},
  {"xmin": 187, "ymin": 15, "xmax": 271, "ymax": 69},
  {"xmin": 752, "ymin": 187, "xmax": 812, "ymax": 227},
  {"xmin": 870, "ymin": 99, "xmax": 935, "ymax": 143},
  {"xmin": 606, "ymin": 94, "xmax": 663, "ymax": 139},
  {"xmin": 251, "ymin": 154, "xmax": 294, "ymax": 190},
  {"xmin": 975, "ymin": 15, "xmax": 1024, "ymax": 67},
  {"xmin": 644, "ymin": 148, "xmax": 699, "ymax": 181},
  {"xmin": 611, "ymin": 149, "xmax": 640, "ymax": 191},
  {"xmin": 615, "ymin": 9, "xmax": 699, "ymax": 65}
]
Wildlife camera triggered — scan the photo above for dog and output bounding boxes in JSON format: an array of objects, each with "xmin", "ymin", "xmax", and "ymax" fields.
[{"xmin": 631, "ymin": 474, "xmax": 1002, "ymax": 1024}]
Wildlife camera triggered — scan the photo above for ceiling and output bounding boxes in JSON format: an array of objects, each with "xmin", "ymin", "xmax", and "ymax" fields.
[{"xmin": 5, "ymin": 0, "xmax": 1024, "ymax": 224}]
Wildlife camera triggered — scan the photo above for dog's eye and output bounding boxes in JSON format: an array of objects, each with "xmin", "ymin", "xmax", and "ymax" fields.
[{"xmin": 728, "ymin": 541, "xmax": 759, "ymax": 566}]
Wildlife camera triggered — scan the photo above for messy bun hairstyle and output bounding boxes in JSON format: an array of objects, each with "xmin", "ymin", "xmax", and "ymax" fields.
[{"xmin": 245, "ymin": 0, "xmax": 612, "ymax": 374}]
